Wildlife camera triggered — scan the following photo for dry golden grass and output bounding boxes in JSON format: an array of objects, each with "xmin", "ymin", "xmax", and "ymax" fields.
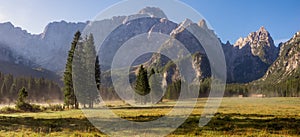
[{"xmin": 0, "ymin": 97, "xmax": 299, "ymax": 136}]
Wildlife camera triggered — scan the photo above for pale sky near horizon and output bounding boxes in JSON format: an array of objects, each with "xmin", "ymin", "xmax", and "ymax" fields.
[{"xmin": 0, "ymin": 0, "xmax": 299, "ymax": 45}]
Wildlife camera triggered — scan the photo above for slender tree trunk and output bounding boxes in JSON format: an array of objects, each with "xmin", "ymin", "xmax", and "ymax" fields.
[
  {"xmin": 75, "ymin": 97, "xmax": 79, "ymax": 109},
  {"xmin": 88, "ymin": 100, "xmax": 93, "ymax": 108}
]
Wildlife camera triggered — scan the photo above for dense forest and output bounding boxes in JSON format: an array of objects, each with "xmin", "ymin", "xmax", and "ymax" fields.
[{"xmin": 0, "ymin": 72, "xmax": 62, "ymax": 104}]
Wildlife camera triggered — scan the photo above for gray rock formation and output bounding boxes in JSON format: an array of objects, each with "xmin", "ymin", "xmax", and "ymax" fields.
[
  {"xmin": 222, "ymin": 27, "xmax": 279, "ymax": 83},
  {"xmin": 0, "ymin": 21, "xmax": 86, "ymax": 72},
  {"xmin": 234, "ymin": 26, "xmax": 278, "ymax": 64},
  {"xmin": 261, "ymin": 31, "xmax": 300, "ymax": 83}
]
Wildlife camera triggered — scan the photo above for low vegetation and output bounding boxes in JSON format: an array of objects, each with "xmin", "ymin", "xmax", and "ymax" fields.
[{"xmin": 0, "ymin": 97, "xmax": 299, "ymax": 136}]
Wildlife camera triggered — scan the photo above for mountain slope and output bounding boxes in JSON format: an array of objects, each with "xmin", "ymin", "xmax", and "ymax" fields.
[
  {"xmin": 0, "ymin": 43, "xmax": 60, "ymax": 83},
  {"xmin": 261, "ymin": 31, "xmax": 300, "ymax": 83},
  {"xmin": 234, "ymin": 26, "xmax": 278, "ymax": 64},
  {"xmin": 0, "ymin": 7, "xmax": 171, "ymax": 73},
  {"xmin": 0, "ymin": 21, "xmax": 86, "ymax": 72},
  {"xmin": 224, "ymin": 27, "xmax": 279, "ymax": 83},
  {"xmin": 0, "ymin": 60, "xmax": 60, "ymax": 82}
]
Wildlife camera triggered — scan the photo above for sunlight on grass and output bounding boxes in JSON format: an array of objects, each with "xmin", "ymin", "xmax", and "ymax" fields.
[{"xmin": 0, "ymin": 97, "xmax": 299, "ymax": 136}]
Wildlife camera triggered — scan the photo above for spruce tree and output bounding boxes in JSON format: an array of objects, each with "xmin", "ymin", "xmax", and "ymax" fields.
[
  {"xmin": 149, "ymin": 69, "xmax": 163, "ymax": 103},
  {"xmin": 135, "ymin": 65, "xmax": 150, "ymax": 104},
  {"xmin": 9, "ymin": 84, "xmax": 17, "ymax": 103},
  {"xmin": 0, "ymin": 82, "xmax": 7, "ymax": 102},
  {"xmin": 95, "ymin": 56, "xmax": 101, "ymax": 90},
  {"xmin": 16, "ymin": 87, "xmax": 32, "ymax": 111},
  {"xmin": 85, "ymin": 34, "xmax": 99, "ymax": 108},
  {"xmin": 17, "ymin": 87, "xmax": 28, "ymax": 103},
  {"xmin": 64, "ymin": 31, "xmax": 81, "ymax": 109},
  {"xmin": 73, "ymin": 34, "xmax": 99, "ymax": 108},
  {"xmin": 73, "ymin": 37, "xmax": 87, "ymax": 108}
]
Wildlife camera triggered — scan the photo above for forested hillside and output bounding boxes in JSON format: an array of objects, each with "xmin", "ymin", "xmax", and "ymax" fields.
[{"xmin": 0, "ymin": 72, "xmax": 62, "ymax": 104}]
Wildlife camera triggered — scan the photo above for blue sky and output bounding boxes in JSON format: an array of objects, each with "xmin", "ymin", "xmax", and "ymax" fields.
[{"xmin": 0, "ymin": 0, "xmax": 299, "ymax": 45}]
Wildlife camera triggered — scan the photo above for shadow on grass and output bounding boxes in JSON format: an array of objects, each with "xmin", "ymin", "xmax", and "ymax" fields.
[
  {"xmin": 0, "ymin": 116, "xmax": 100, "ymax": 133},
  {"xmin": 0, "ymin": 113, "xmax": 299, "ymax": 136},
  {"xmin": 108, "ymin": 105, "xmax": 209, "ymax": 109},
  {"xmin": 176, "ymin": 113, "xmax": 300, "ymax": 136}
]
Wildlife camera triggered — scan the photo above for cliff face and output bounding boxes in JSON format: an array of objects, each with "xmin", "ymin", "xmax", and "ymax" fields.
[
  {"xmin": 223, "ymin": 27, "xmax": 279, "ymax": 83},
  {"xmin": 153, "ymin": 25, "xmax": 279, "ymax": 84},
  {"xmin": 234, "ymin": 26, "xmax": 279, "ymax": 64},
  {"xmin": 0, "ymin": 21, "xmax": 86, "ymax": 72},
  {"xmin": 261, "ymin": 31, "xmax": 300, "ymax": 83}
]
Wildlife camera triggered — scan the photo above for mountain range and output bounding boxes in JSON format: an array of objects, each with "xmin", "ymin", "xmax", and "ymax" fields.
[{"xmin": 0, "ymin": 7, "xmax": 298, "ymax": 86}]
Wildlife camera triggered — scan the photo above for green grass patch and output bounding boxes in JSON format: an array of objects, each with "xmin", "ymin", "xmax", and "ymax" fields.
[{"xmin": 0, "ymin": 97, "xmax": 299, "ymax": 136}]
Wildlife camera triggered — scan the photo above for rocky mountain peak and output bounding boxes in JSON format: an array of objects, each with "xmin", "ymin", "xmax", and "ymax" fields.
[
  {"xmin": 293, "ymin": 31, "xmax": 300, "ymax": 39},
  {"xmin": 0, "ymin": 22, "xmax": 31, "ymax": 36},
  {"xmin": 138, "ymin": 7, "xmax": 167, "ymax": 19},
  {"xmin": 0, "ymin": 22, "xmax": 14, "ymax": 29},
  {"xmin": 233, "ymin": 26, "xmax": 278, "ymax": 64},
  {"xmin": 261, "ymin": 30, "xmax": 300, "ymax": 83},
  {"xmin": 234, "ymin": 26, "xmax": 274, "ymax": 48},
  {"xmin": 41, "ymin": 20, "xmax": 86, "ymax": 38},
  {"xmin": 170, "ymin": 18, "xmax": 193, "ymax": 36},
  {"xmin": 225, "ymin": 41, "xmax": 231, "ymax": 45},
  {"xmin": 258, "ymin": 26, "xmax": 267, "ymax": 32},
  {"xmin": 198, "ymin": 19, "xmax": 208, "ymax": 30},
  {"xmin": 179, "ymin": 18, "xmax": 193, "ymax": 28}
]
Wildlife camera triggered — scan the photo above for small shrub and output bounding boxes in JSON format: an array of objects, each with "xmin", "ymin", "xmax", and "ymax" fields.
[
  {"xmin": 31, "ymin": 104, "xmax": 42, "ymax": 112},
  {"xmin": 14, "ymin": 87, "xmax": 41, "ymax": 112},
  {"xmin": 42, "ymin": 104, "xmax": 64, "ymax": 111},
  {"xmin": 16, "ymin": 102, "xmax": 41, "ymax": 112},
  {"xmin": 0, "ymin": 106, "xmax": 21, "ymax": 113}
]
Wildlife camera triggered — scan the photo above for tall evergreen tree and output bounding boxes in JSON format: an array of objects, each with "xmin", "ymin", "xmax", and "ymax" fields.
[
  {"xmin": 73, "ymin": 34, "xmax": 99, "ymax": 108},
  {"xmin": 85, "ymin": 34, "xmax": 99, "ymax": 108},
  {"xmin": 17, "ymin": 87, "xmax": 28, "ymax": 103},
  {"xmin": 64, "ymin": 31, "xmax": 81, "ymax": 109},
  {"xmin": 149, "ymin": 69, "xmax": 163, "ymax": 103},
  {"xmin": 135, "ymin": 65, "xmax": 150, "ymax": 104},
  {"xmin": 15, "ymin": 87, "xmax": 31, "ymax": 111},
  {"xmin": 95, "ymin": 56, "xmax": 101, "ymax": 90},
  {"xmin": 73, "ymin": 37, "xmax": 87, "ymax": 108},
  {"xmin": 0, "ymin": 82, "xmax": 7, "ymax": 102},
  {"xmin": 9, "ymin": 84, "xmax": 17, "ymax": 103}
]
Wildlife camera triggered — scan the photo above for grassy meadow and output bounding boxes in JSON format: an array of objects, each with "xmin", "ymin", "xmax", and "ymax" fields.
[{"xmin": 0, "ymin": 97, "xmax": 299, "ymax": 137}]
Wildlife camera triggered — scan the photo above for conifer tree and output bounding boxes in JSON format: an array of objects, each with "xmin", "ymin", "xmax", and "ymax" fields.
[
  {"xmin": 95, "ymin": 56, "xmax": 101, "ymax": 90},
  {"xmin": 149, "ymin": 68, "xmax": 163, "ymax": 103},
  {"xmin": 64, "ymin": 31, "xmax": 81, "ymax": 109},
  {"xmin": 9, "ymin": 84, "xmax": 17, "ymax": 103},
  {"xmin": 73, "ymin": 34, "xmax": 99, "ymax": 108},
  {"xmin": 16, "ymin": 87, "xmax": 32, "ymax": 111},
  {"xmin": 135, "ymin": 65, "xmax": 150, "ymax": 104},
  {"xmin": 84, "ymin": 34, "xmax": 99, "ymax": 108}
]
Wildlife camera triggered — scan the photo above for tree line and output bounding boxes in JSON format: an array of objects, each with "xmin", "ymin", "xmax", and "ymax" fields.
[
  {"xmin": 135, "ymin": 74, "xmax": 300, "ymax": 100},
  {"xmin": 249, "ymin": 77, "xmax": 300, "ymax": 97},
  {"xmin": 0, "ymin": 72, "xmax": 62, "ymax": 104},
  {"xmin": 198, "ymin": 78, "xmax": 300, "ymax": 97}
]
